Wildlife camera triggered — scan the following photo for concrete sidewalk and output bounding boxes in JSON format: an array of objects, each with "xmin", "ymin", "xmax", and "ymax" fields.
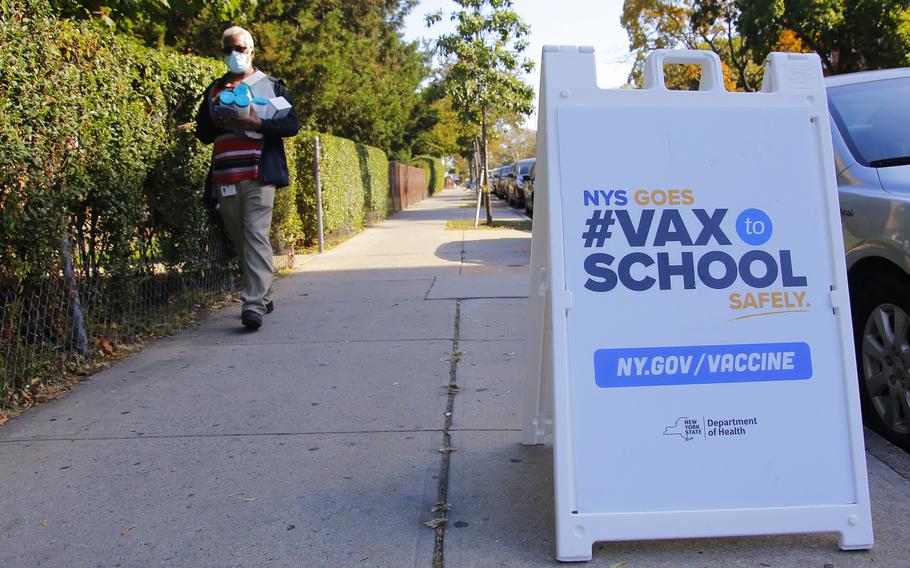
[{"xmin": 1, "ymin": 188, "xmax": 909, "ymax": 568}]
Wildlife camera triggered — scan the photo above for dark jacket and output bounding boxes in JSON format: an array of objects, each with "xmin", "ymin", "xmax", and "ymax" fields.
[{"xmin": 194, "ymin": 73, "xmax": 300, "ymax": 189}]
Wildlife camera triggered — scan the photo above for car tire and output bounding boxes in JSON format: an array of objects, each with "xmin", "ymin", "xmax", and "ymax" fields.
[{"xmin": 851, "ymin": 272, "xmax": 910, "ymax": 450}]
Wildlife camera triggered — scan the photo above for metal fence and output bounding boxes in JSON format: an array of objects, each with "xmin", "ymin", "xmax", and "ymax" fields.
[{"xmin": 1, "ymin": 229, "xmax": 238, "ymax": 409}]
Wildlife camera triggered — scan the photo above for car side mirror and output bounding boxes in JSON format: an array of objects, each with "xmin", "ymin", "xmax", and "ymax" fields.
[{"xmin": 522, "ymin": 175, "xmax": 532, "ymax": 182}]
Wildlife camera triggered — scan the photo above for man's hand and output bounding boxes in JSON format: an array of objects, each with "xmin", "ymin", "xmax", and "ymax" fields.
[
  {"xmin": 223, "ymin": 113, "xmax": 262, "ymax": 132},
  {"xmin": 212, "ymin": 114, "xmax": 229, "ymax": 129}
]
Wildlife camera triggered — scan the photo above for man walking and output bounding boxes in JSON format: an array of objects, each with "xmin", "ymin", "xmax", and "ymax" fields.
[{"xmin": 195, "ymin": 26, "xmax": 300, "ymax": 330}]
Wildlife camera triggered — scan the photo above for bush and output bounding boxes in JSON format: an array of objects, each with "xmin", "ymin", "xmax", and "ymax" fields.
[
  {"xmin": 292, "ymin": 133, "xmax": 389, "ymax": 245},
  {"xmin": 411, "ymin": 155, "xmax": 445, "ymax": 196},
  {"xmin": 360, "ymin": 145, "xmax": 390, "ymax": 223},
  {"xmin": 0, "ymin": 0, "xmax": 224, "ymax": 281},
  {"xmin": 270, "ymin": 140, "xmax": 304, "ymax": 253},
  {"xmin": 0, "ymin": 0, "xmax": 391, "ymax": 266}
]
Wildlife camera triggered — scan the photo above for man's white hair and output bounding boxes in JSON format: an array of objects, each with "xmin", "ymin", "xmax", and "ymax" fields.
[{"xmin": 222, "ymin": 26, "xmax": 254, "ymax": 51}]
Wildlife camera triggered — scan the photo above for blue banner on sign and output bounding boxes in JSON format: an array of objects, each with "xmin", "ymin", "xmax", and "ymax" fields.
[{"xmin": 593, "ymin": 342, "xmax": 812, "ymax": 388}]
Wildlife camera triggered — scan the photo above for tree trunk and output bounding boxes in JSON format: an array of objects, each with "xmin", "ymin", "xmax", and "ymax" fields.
[
  {"xmin": 480, "ymin": 110, "xmax": 493, "ymax": 225},
  {"xmin": 722, "ymin": 10, "xmax": 755, "ymax": 92}
]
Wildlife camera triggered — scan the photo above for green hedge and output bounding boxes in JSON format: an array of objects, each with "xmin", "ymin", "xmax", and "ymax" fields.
[
  {"xmin": 362, "ymin": 145, "xmax": 390, "ymax": 222},
  {"xmin": 0, "ymin": 0, "xmax": 223, "ymax": 280},
  {"xmin": 0, "ymin": 0, "xmax": 390, "ymax": 269},
  {"xmin": 270, "ymin": 141, "xmax": 304, "ymax": 252},
  {"xmin": 411, "ymin": 155, "xmax": 445, "ymax": 196},
  {"xmin": 292, "ymin": 133, "xmax": 389, "ymax": 245}
]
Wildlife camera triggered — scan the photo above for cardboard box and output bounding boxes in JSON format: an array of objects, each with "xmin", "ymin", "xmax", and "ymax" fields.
[{"xmin": 267, "ymin": 97, "xmax": 291, "ymax": 120}]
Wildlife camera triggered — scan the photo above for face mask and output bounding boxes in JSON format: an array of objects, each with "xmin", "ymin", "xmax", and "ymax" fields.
[{"xmin": 225, "ymin": 51, "xmax": 251, "ymax": 74}]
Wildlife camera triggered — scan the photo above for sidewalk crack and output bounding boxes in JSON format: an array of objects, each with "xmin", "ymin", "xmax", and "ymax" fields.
[
  {"xmin": 424, "ymin": 276, "xmax": 437, "ymax": 301},
  {"xmin": 431, "ymin": 299, "xmax": 461, "ymax": 568}
]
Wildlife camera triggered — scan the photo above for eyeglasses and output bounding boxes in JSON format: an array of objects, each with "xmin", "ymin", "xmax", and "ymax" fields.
[{"xmin": 221, "ymin": 45, "xmax": 248, "ymax": 54}]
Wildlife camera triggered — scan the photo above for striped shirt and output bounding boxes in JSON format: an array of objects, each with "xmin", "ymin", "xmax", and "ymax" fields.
[{"xmin": 210, "ymin": 83, "xmax": 262, "ymax": 184}]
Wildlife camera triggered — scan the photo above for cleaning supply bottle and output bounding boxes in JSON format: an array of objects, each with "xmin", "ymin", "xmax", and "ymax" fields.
[
  {"xmin": 234, "ymin": 93, "xmax": 251, "ymax": 118},
  {"xmin": 251, "ymin": 97, "xmax": 268, "ymax": 118},
  {"xmin": 234, "ymin": 83, "xmax": 250, "ymax": 97},
  {"xmin": 218, "ymin": 90, "xmax": 236, "ymax": 106}
]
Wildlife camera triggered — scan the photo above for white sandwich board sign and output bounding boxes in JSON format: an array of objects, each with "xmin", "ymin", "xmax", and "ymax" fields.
[{"xmin": 523, "ymin": 47, "xmax": 873, "ymax": 562}]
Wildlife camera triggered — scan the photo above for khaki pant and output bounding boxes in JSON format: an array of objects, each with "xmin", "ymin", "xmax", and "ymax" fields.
[{"xmin": 216, "ymin": 179, "xmax": 275, "ymax": 315}]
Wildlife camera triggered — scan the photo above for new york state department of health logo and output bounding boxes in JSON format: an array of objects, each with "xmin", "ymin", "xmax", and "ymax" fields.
[
  {"xmin": 663, "ymin": 416, "xmax": 758, "ymax": 441},
  {"xmin": 663, "ymin": 417, "xmax": 703, "ymax": 441}
]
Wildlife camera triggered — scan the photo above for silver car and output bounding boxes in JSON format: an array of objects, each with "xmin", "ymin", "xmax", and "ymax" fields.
[{"xmin": 828, "ymin": 68, "xmax": 910, "ymax": 449}]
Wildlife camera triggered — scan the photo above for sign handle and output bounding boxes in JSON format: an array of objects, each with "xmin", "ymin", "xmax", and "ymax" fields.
[{"xmin": 643, "ymin": 49, "xmax": 726, "ymax": 92}]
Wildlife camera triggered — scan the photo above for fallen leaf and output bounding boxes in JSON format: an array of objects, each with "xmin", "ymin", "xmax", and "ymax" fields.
[
  {"xmin": 425, "ymin": 518, "xmax": 447, "ymax": 529},
  {"xmin": 96, "ymin": 337, "xmax": 114, "ymax": 354},
  {"xmin": 39, "ymin": 520, "xmax": 48, "ymax": 528},
  {"xmin": 360, "ymin": 556, "xmax": 369, "ymax": 561},
  {"xmin": 609, "ymin": 562, "xmax": 628, "ymax": 568},
  {"xmin": 439, "ymin": 446, "xmax": 456, "ymax": 454},
  {"xmin": 121, "ymin": 525, "xmax": 136, "ymax": 535}
]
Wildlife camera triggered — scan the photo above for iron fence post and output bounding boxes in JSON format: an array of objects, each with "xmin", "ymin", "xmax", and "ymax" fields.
[{"xmin": 61, "ymin": 236, "xmax": 89, "ymax": 355}]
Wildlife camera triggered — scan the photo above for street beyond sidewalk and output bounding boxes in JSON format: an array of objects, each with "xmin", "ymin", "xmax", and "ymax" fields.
[{"xmin": 1, "ymin": 188, "xmax": 909, "ymax": 567}]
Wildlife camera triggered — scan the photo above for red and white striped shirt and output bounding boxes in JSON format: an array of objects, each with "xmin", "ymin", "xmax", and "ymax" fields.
[{"xmin": 210, "ymin": 83, "xmax": 263, "ymax": 184}]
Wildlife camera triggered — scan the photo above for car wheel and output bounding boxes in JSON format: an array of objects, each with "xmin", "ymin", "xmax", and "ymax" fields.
[{"xmin": 852, "ymin": 273, "xmax": 910, "ymax": 450}]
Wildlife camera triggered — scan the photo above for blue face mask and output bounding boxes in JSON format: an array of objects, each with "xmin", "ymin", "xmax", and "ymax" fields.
[{"xmin": 225, "ymin": 51, "xmax": 251, "ymax": 74}]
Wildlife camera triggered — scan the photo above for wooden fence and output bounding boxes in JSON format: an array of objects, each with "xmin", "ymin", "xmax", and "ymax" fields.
[{"xmin": 388, "ymin": 163, "xmax": 428, "ymax": 211}]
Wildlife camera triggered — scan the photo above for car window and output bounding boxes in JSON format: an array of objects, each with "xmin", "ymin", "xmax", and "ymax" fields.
[
  {"xmin": 828, "ymin": 77, "xmax": 910, "ymax": 167},
  {"xmin": 518, "ymin": 162, "xmax": 533, "ymax": 175}
]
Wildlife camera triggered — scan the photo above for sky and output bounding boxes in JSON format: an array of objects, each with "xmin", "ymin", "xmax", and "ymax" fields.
[{"xmin": 402, "ymin": 0, "xmax": 634, "ymax": 127}]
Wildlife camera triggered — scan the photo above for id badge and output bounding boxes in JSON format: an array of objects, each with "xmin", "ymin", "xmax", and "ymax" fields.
[{"xmin": 221, "ymin": 184, "xmax": 237, "ymax": 197}]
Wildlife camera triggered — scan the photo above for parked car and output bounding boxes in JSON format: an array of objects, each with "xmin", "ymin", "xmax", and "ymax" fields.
[
  {"xmin": 827, "ymin": 68, "xmax": 910, "ymax": 449},
  {"xmin": 508, "ymin": 157, "xmax": 536, "ymax": 208},
  {"xmin": 522, "ymin": 160, "xmax": 537, "ymax": 216},
  {"xmin": 496, "ymin": 163, "xmax": 515, "ymax": 198},
  {"xmin": 490, "ymin": 165, "xmax": 501, "ymax": 197},
  {"xmin": 486, "ymin": 168, "xmax": 498, "ymax": 195}
]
